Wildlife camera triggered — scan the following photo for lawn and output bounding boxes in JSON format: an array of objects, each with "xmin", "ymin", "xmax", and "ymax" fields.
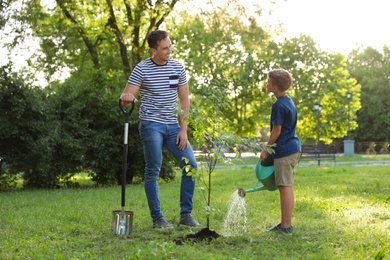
[{"xmin": 1, "ymin": 160, "xmax": 389, "ymax": 259}]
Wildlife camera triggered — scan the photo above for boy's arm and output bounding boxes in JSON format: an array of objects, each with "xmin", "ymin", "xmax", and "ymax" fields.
[
  {"xmin": 260, "ymin": 125, "xmax": 282, "ymax": 160},
  {"xmin": 267, "ymin": 125, "xmax": 282, "ymax": 146}
]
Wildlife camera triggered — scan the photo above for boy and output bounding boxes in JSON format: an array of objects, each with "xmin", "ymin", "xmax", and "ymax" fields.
[{"xmin": 260, "ymin": 69, "xmax": 301, "ymax": 233}]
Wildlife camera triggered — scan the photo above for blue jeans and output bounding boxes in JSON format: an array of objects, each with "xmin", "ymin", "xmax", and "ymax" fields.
[{"xmin": 138, "ymin": 120, "xmax": 198, "ymax": 222}]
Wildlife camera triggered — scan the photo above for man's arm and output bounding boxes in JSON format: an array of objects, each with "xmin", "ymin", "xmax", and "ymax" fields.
[
  {"xmin": 120, "ymin": 83, "xmax": 140, "ymax": 106},
  {"xmin": 176, "ymin": 85, "xmax": 190, "ymax": 150}
]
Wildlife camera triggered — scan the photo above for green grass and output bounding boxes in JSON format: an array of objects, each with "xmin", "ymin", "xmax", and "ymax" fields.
[{"xmin": 1, "ymin": 163, "xmax": 390, "ymax": 259}]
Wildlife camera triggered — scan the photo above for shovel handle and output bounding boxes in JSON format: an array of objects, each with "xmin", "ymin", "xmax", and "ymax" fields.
[
  {"xmin": 119, "ymin": 98, "xmax": 135, "ymax": 122},
  {"xmin": 119, "ymin": 98, "xmax": 135, "ymax": 208}
]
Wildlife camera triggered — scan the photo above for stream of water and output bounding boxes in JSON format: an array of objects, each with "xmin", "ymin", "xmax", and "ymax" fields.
[{"xmin": 221, "ymin": 191, "xmax": 247, "ymax": 237}]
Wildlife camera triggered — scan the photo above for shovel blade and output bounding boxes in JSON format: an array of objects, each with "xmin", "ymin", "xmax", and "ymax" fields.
[{"xmin": 112, "ymin": 210, "xmax": 133, "ymax": 235}]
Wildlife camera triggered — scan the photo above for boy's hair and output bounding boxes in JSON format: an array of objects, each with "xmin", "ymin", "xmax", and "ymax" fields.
[
  {"xmin": 268, "ymin": 69, "xmax": 294, "ymax": 91},
  {"xmin": 147, "ymin": 30, "xmax": 169, "ymax": 49}
]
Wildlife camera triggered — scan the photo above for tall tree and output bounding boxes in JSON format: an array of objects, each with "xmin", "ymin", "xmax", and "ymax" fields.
[
  {"xmin": 11, "ymin": 0, "xmax": 179, "ymax": 82},
  {"xmin": 0, "ymin": 0, "xmax": 15, "ymax": 28},
  {"xmin": 347, "ymin": 46, "xmax": 390, "ymax": 141},
  {"xmin": 1, "ymin": 0, "xmax": 182, "ymax": 187},
  {"xmin": 169, "ymin": 1, "xmax": 273, "ymax": 140}
]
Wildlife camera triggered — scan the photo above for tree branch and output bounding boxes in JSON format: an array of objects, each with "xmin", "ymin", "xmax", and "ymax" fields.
[
  {"xmin": 106, "ymin": 0, "xmax": 131, "ymax": 76},
  {"xmin": 56, "ymin": 0, "xmax": 100, "ymax": 69}
]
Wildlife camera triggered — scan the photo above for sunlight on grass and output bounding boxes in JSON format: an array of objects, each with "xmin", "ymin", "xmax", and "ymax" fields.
[{"xmin": 329, "ymin": 196, "xmax": 390, "ymax": 229}]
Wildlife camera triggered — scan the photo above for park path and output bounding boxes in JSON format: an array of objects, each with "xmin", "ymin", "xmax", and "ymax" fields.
[
  {"xmin": 297, "ymin": 160, "xmax": 390, "ymax": 167},
  {"xmin": 206, "ymin": 160, "xmax": 390, "ymax": 169}
]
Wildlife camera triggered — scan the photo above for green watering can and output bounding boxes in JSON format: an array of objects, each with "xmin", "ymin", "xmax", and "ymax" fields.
[{"xmin": 238, "ymin": 159, "xmax": 277, "ymax": 198}]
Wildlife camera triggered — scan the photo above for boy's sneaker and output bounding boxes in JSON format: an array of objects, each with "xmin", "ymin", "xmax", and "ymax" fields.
[
  {"xmin": 266, "ymin": 223, "xmax": 293, "ymax": 233},
  {"xmin": 179, "ymin": 214, "xmax": 201, "ymax": 227},
  {"xmin": 153, "ymin": 217, "xmax": 173, "ymax": 229}
]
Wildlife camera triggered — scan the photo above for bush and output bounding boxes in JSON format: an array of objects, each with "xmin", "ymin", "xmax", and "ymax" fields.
[
  {"xmin": 0, "ymin": 161, "xmax": 18, "ymax": 190},
  {"xmin": 0, "ymin": 66, "xmax": 176, "ymax": 188}
]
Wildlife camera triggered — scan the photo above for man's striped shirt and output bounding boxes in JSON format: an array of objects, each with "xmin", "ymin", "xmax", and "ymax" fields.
[{"xmin": 128, "ymin": 58, "xmax": 187, "ymax": 124}]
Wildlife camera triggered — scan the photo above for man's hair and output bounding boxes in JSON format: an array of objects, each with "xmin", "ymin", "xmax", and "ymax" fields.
[
  {"xmin": 268, "ymin": 69, "xmax": 294, "ymax": 91},
  {"xmin": 147, "ymin": 30, "xmax": 169, "ymax": 49}
]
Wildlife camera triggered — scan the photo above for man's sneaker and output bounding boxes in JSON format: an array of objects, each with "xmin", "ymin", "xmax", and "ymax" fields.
[
  {"xmin": 153, "ymin": 217, "xmax": 173, "ymax": 229},
  {"xmin": 266, "ymin": 223, "xmax": 293, "ymax": 233},
  {"xmin": 179, "ymin": 214, "xmax": 201, "ymax": 227}
]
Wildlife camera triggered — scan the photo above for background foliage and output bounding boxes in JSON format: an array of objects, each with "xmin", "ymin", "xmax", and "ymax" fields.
[
  {"xmin": 0, "ymin": 0, "xmax": 388, "ymax": 188},
  {"xmin": 347, "ymin": 46, "xmax": 390, "ymax": 141}
]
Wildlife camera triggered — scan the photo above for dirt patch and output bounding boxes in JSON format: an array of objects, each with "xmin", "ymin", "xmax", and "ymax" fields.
[{"xmin": 174, "ymin": 228, "xmax": 219, "ymax": 245}]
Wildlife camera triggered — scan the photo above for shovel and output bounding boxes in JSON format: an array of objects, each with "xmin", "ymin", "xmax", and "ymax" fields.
[{"xmin": 111, "ymin": 99, "xmax": 135, "ymax": 235}]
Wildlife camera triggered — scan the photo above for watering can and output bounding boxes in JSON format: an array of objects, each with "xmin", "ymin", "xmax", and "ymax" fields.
[{"xmin": 238, "ymin": 158, "xmax": 277, "ymax": 198}]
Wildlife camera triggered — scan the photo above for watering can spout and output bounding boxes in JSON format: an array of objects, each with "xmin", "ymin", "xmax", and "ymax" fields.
[
  {"xmin": 237, "ymin": 188, "xmax": 246, "ymax": 198},
  {"xmin": 238, "ymin": 161, "xmax": 277, "ymax": 198}
]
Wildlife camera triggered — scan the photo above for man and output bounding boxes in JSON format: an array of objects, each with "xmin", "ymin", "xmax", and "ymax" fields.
[{"xmin": 120, "ymin": 30, "xmax": 200, "ymax": 229}]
